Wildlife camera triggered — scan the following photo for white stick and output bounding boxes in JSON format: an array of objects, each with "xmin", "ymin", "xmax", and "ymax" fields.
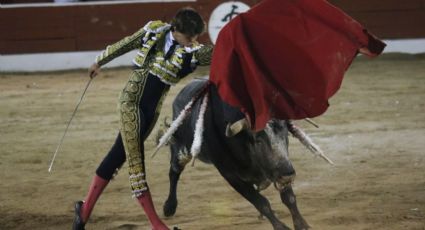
[
  {"xmin": 151, "ymin": 97, "xmax": 195, "ymax": 158},
  {"xmin": 305, "ymin": 118, "xmax": 319, "ymax": 128},
  {"xmin": 190, "ymin": 92, "xmax": 209, "ymax": 166},
  {"xmin": 48, "ymin": 77, "xmax": 93, "ymax": 172}
]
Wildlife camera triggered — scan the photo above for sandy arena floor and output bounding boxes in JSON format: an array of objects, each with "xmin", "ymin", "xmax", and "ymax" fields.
[{"xmin": 0, "ymin": 53, "xmax": 424, "ymax": 230}]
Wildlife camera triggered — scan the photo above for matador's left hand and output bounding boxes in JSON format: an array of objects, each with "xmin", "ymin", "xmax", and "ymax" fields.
[{"xmin": 88, "ymin": 63, "xmax": 100, "ymax": 79}]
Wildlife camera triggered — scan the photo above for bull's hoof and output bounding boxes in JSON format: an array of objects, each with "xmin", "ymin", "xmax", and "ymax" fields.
[
  {"xmin": 275, "ymin": 224, "xmax": 292, "ymax": 230},
  {"xmin": 163, "ymin": 199, "xmax": 178, "ymax": 217},
  {"xmin": 294, "ymin": 218, "xmax": 311, "ymax": 230}
]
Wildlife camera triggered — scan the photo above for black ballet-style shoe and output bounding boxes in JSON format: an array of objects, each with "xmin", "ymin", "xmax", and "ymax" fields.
[{"xmin": 73, "ymin": 200, "xmax": 86, "ymax": 230}]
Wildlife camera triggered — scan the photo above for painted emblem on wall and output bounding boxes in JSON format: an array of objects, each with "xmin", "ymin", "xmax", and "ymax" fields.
[{"xmin": 208, "ymin": 1, "xmax": 250, "ymax": 44}]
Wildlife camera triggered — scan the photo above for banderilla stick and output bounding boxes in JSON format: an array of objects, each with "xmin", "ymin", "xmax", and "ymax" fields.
[
  {"xmin": 304, "ymin": 118, "xmax": 319, "ymax": 128},
  {"xmin": 48, "ymin": 77, "xmax": 93, "ymax": 172}
]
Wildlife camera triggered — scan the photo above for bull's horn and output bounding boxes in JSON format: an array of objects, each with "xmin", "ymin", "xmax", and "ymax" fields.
[
  {"xmin": 225, "ymin": 118, "xmax": 251, "ymax": 137},
  {"xmin": 287, "ymin": 121, "xmax": 334, "ymax": 165}
]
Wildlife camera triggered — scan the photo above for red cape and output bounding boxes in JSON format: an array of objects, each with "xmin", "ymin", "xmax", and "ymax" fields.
[{"xmin": 209, "ymin": 0, "xmax": 386, "ymax": 131}]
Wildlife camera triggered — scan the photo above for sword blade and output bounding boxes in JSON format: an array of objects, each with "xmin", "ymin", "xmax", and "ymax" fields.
[{"xmin": 48, "ymin": 77, "xmax": 93, "ymax": 172}]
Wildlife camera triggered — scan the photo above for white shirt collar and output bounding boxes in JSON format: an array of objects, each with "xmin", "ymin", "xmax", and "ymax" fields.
[
  {"xmin": 164, "ymin": 31, "xmax": 178, "ymax": 53},
  {"xmin": 169, "ymin": 31, "xmax": 176, "ymax": 42}
]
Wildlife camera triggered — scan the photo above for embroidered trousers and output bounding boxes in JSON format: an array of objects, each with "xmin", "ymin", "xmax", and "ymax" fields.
[{"xmin": 96, "ymin": 70, "xmax": 169, "ymax": 197}]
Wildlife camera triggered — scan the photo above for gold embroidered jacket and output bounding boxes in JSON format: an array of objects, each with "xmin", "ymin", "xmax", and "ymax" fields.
[{"xmin": 95, "ymin": 20, "xmax": 213, "ymax": 85}]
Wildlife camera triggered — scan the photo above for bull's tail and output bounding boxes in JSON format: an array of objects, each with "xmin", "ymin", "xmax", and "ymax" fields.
[{"xmin": 287, "ymin": 121, "xmax": 334, "ymax": 165}]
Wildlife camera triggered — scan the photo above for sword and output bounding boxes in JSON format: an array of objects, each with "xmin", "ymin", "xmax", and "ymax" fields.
[{"xmin": 48, "ymin": 77, "xmax": 93, "ymax": 172}]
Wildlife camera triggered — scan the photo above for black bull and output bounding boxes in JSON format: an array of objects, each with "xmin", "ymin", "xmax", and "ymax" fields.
[{"xmin": 162, "ymin": 79, "xmax": 310, "ymax": 230}]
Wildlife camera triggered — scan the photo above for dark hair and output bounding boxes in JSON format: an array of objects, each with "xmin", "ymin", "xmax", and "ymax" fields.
[{"xmin": 171, "ymin": 7, "xmax": 205, "ymax": 37}]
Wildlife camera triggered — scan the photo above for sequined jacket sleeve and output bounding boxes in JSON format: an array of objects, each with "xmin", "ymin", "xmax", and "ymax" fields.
[
  {"xmin": 194, "ymin": 44, "xmax": 214, "ymax": 66},
  {"xmin": 95, "ymin": 28, "xmax": 146, "ymax": 66}
]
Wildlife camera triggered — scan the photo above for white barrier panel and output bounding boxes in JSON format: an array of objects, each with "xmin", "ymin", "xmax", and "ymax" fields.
[
  {"xmin": 0, "ymin": 50, "xmax": 137, "ymax": 72},
  {"xmin": 1, "ymin": 39, "xmax": 424, "ymax": 72}
]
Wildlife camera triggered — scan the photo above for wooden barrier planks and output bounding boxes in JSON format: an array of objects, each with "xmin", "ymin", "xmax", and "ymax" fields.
[
  {"xmin": 74, "ymin": 2, "xmax": 191, "ymax": 51},
  {"xmin": 1, "ymin": 0, "xmax": 424, "ymax": 54},
  {"xmin": 329, "ymin": 0, "xmax": 425, "ymax": 38},
  {"xmin": 0, "ymin": 7, "xmax": 75, "ymax": 40},
  {"xmin": 0, "ymin": 1, "xmax": 260, "ymax": 54},
  {"xmin": 329, "ymin": 0, "xmax": 425, "ymax": 12},
  {"xmin": 0, "ymin": 0, "xmax": 52, "ymax": 3},
  {"xmin": 0, "ymin": 38, "xmax": 76, "ymax": 53},
  {"xmin": 0, "ymin": 6, "xmax": 76, "ymax": 53}
]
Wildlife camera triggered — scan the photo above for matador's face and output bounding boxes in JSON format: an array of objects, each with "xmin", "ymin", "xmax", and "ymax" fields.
[{"xmin": 172, "ymin": 31, "xmax": 199, "ymax": 47}]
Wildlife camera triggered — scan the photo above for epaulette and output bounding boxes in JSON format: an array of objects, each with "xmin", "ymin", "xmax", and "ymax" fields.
[
  {"xmin": 143, "ymin": 20, "xmax": 171, "ymax": 33},
  {"xmin": 184, "ymin": 43, "xmax": 204, "ymax": 53}
]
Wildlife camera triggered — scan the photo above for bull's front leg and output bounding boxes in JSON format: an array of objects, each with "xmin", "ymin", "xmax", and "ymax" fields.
[
  {"xmin": 217, "ymin": 168, "xmax": 291, "ymax": 230},
  {"xmin": 163, "ymin": 145, "xmax": 192, "ymax": 217},
  {"xmin": 163, "ymin": 165, "xmax": 181, "ymax": 217},
  {"xmin": 279, "ymin": 185, "xmax": 310, "ymax": 230}
]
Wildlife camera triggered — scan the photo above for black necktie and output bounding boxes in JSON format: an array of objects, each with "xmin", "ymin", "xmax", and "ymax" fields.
[{"xmin": 164, "ymin": 40, "xmax": 178, "ymax": 60}]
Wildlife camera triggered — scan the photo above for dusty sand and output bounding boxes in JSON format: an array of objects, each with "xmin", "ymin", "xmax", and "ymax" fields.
[{"xmin": 0, "ymin": 53, "xmax": 424, "ymax": 230}]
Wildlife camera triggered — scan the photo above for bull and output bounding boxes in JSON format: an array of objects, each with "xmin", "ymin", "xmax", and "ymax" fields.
[{"xmin": 161, "ymin": 78, "xmax": 311, "ymax": 230}]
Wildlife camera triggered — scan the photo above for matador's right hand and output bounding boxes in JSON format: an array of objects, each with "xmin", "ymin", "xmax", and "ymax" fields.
[{"xmin": 88, "ymin": 63, "xmax": 100, "ymax": 79}]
